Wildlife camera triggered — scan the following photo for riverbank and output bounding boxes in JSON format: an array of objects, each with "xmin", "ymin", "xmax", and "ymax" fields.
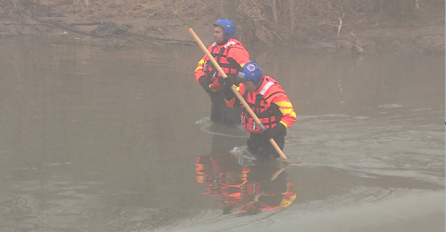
[{"xmin": 1, "ymin": 0, "xmax": 444, "ymax": 55}]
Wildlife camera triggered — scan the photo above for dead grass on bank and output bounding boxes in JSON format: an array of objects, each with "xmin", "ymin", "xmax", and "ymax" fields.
[
  {"xmin": 3, "ymin": 0, "xmax": 444, "ymax": 48},
  {"xmin": 220, "ymin": 0, "xmax": 444, "ymax": 45},
  {"xmin": 72, "ymin": 0, "xmax": 215, "ymax": 19},
  {"xmin": 78, "ymin": 0, "xmax": 444, "ymax": 46}
]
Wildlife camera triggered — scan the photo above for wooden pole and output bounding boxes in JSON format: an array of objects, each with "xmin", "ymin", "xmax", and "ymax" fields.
[{"xmin": 188, "ymin": 28, "xmax": 289, "ymax": 160}]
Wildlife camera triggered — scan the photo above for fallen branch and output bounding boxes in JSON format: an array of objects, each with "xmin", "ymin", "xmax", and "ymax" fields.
[
  {"xmin": 126, "ymin": 30, "xmax": 196, "ymax": 45},
  {"xmin": 32, "ymin": 17, "xmax": 196, "ymax": 46},
  {"xmin": 50, "ymin": 20, "xmax": 97, "ymax": 37},
  {"xmin": 34, "ymin": 18, "xmax": 196, "ymax": 46},
  {"xmin": 69, "ymin": 22, "xmax": 103, "ymax": 26}
]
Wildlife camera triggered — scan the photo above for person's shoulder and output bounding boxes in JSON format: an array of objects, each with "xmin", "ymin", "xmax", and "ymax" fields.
[
  {"xmin": 227, "ymin": 38, "xmax": 246, "ymax": 47},
  {"xmin": 263, "ymin": 77, "xmax": 285, "ymax": 94},
  {"xmin": 262, "ymin": 76, "xmax": 273, "ymax": 83},
  {"xmin": 207, "ymin": 42, "xmax": 217, "ymax": 49},
  {"xmin": 229, "ymin": 38, "xmax": 242, "ymax": 43},
  {"xmin": 265, "ymin": 76, "xmax": 281, "ymax": 85}
]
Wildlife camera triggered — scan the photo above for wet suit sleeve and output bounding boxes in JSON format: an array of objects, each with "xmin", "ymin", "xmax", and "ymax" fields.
[
  {"xmin": 224, "ymin": 83, "xmax": 244, "ymax": 108},
  {"xmin": 195, "ymin": 54, "xmax": 207, "ymax": 83},
  {"xmin": 195, "ymin": 43, "xmax": 215, "ymax": 83},
  {"xmin": 267, "ymin": 90, "xmax": 296, "ymax": 129}
]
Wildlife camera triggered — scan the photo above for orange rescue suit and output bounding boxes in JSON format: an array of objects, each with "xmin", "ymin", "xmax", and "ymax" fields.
[
  {"xmin": 226, "ymin": 75, "xmax": 296, "ymax": 133},
  {"xmin": 195, "ymin": 38, "xmax": 250, "ymax": 92}
]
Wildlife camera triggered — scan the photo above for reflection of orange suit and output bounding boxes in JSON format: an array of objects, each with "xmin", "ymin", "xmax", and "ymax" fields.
[
  {"xmin": 196, "ymin": 152, "xmax": 297, "ymax": 215},
  {"xmin": 235, "ymin": 164, "xmax": 296, "ymax": 215},
  {"xmin": 238, "ymin": 181, "xmax": 296, "ymax": 214},
  {"xmin": 195, "ymin": 154, "xmax": 249, "ymax": 202}
]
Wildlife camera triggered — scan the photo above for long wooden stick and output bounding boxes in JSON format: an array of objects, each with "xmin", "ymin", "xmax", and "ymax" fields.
[{"xmin": 188, "ymin": 28, "xmax": 289, "ymax": 160}]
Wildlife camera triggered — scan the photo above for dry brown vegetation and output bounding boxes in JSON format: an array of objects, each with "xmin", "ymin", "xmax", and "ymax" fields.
[
  {"xmin": 66, "ymin": 0, "xmax": 443, "ymax": 43},
  {"xmin": 2, "ymin": 0, "xmax": 444, "ymax": 50},
  {"xmin": 221, "ymin": 0, "xmax": 444, "ymax": 46}
]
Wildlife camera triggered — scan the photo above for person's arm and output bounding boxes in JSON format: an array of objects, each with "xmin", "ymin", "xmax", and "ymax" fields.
[
  {"xmin": 194, "ymin": 54, "xmax": 207, "ymax": 82},
  {"xmin": 224, "ymin": 81, "xmax": 243, "ymax": 108},
  {"xmin": 195, "ymin": 54, "xmax": 211, "ymax": 93},
  {"xmin": 272, "ymin": 93, "xmax": 296, "ymax": 129},
  {"xmin": 262, "ymin": 89, "xmax": 296, "ymax": 139}
]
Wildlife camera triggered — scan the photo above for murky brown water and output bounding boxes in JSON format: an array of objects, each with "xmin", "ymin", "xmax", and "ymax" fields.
[{"xmin": 0, "ymin": 38, "xmax": 444, "ymax": 232}]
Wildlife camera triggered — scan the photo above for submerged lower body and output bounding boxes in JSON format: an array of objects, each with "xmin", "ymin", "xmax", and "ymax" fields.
[
  {"xmin": 247, "ymin": 132, "xmax": 286, "ymax": 159},
  {"xmin": 210, "ymin": 91, "xmax": 241, "ymax": 126}
]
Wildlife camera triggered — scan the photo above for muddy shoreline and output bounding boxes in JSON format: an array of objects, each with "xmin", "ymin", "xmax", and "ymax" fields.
[{"xmin": 1, "ymin": 1, "xmax": 444, "ymax": 55}]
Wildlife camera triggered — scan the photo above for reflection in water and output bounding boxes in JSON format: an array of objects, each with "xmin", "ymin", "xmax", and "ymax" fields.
[
  {"xmin": 195, "ymin": 133, "xmax": 296, "ymax": 217},
  {"xmin": 0, "ymin": 38, "xmax": 443, "ymax": 232}
]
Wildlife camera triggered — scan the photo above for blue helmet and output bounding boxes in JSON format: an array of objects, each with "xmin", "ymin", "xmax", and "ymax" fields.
[
  {"xmin": 238, "ymin": 62, "xmax": 263, "ymax": 86},
  {"xmin": 213, "ymin": 19, "xmax": 236, "ymax": 39}
]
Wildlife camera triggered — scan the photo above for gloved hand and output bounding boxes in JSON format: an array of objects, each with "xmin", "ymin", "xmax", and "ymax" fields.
[
  {"xmin": 218, "ymin": 76, "xmax": 234, "ymax": 89},
  {"xmin": 262, "ymin": 123, "xmax": 286, "ymax": 140},
  {"xmin": 198, "ymin": 76, "xmax": 211, "ymax": 93}
]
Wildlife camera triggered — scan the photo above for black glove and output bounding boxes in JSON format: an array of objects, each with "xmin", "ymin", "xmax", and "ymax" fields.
[
  {"xmin": 224, "ymin": 87, "xmax": 235, "ymax": 102},
  {"xmin": 218, "ymin": 76, "xmax": 233, "ymax": 89},
  {"xmin": 262, "ymin": 123, "xmax": 286, "ymax": 140},
  {"xmin": 198, "ymin": 76, "xmax": 211, "ymax": 93},
  {"xmin": 222, "ymin": 77, "xmax": 236, "ymax": 101}
]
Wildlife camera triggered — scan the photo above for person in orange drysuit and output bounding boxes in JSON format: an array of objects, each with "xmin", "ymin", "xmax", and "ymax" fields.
[
  {"xmin": 222, "ymin": 62, "xmax": 297, "ymax": 159},
  {"xmin": 194, "ymin": 19, "xmax": 251, "ymax": 126}
]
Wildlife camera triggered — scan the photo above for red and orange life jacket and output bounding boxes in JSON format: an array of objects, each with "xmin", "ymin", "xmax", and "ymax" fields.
[
  {"xmin": 195, "ymin": 38, "xmax": 250, "ymax": 91},
  {"xmin": 204, "ymin": 39, "xmax": 243, "ymax": 78},
  {"xmin": 240, "ymin": 76, "xmax": 285, "ymax": 133}
]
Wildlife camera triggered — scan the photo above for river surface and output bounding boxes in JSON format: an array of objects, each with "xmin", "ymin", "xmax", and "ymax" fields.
[{"xmin": 0, "ymin": 37, "xmax": 444, "ymax": 232}]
